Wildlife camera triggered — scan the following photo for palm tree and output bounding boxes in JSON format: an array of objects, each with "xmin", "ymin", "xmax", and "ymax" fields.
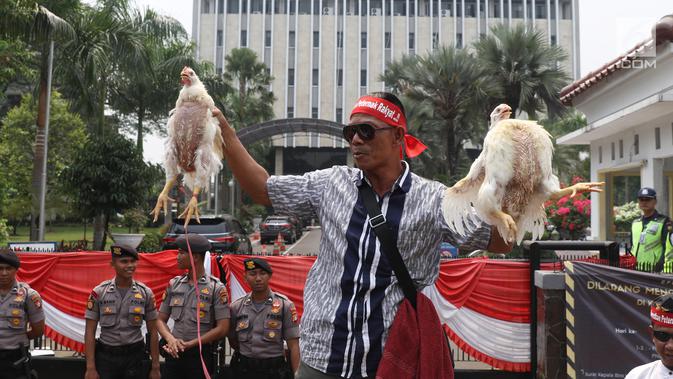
[
  {"xmin": 223, "ymin": 48, "xmax": 275, "ymax": 128},
  {"xmin": 381, "ymin": 47, "xmax": 500, "ymax": 183},
  {"xmin": 57, "ymin": 1, "xmax": 146, "ymax": 135},
  {"xmin": 474, "ymin": 23, "xmax": 569, "ymax": 119},
  {"xmin": 109, "ymin": 7, "xmax": 196, "ymax": 153},
  {"xmin": 1, "ymin": 1, "xmax": 76, "ymax": 240}
]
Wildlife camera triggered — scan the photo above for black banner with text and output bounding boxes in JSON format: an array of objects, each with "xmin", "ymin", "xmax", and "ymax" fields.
[{"xmin": 565, "ymin": 262, "xmax": 673, "ymax": 378}]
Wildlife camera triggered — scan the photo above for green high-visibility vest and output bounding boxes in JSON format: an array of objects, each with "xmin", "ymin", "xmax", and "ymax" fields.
[{"xmin": 632, "ymin": 216, "xmax": 668, "ymax": 269}]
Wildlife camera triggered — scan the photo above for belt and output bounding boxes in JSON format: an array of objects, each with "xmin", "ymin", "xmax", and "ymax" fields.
[
  {"xmin": 238, "ymin": 354, "xmax": 286, "ymax": 370},
  {"xmin": 96, "ymin": 341, "xmax": 145, "ymax": 356}
]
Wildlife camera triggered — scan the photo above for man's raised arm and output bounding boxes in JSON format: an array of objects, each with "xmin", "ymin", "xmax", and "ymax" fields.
[{"xmin": 214, "ymin": 108, "xmax": 271, "ymax": 206}]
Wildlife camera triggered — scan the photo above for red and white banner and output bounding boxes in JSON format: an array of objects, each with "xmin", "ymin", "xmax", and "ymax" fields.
[{"xmin": 17, "ymin": 252, "xmax": 536, "ymax": 371}]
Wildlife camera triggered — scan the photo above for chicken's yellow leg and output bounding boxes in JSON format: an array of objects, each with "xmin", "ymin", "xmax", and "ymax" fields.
[
  {"xmin": 178, "ymin": 186, "xmax": 202, "ymax": 227},
  {"xmin": 152, "ymin": 177, "xmax": 178, "ymax": 222},
  {"xmin": 490, "ymin": 209, "xmax": 517, "ymax": 243},
  {"xmin": 548, "ymin": 182, "xmax": 605, "ymax": 201}
]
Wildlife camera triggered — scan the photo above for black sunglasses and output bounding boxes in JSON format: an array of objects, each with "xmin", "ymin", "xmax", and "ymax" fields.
[
  {"xmin": 342, "ymin": 123, "xmax": 395, "ymax": 142},
  {"xmin": 653, "ymin": 330, "xmax": 673, "ymax": 342}
]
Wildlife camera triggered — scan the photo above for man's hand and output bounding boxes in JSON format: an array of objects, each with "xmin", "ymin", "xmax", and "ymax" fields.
[
  {"xmin": 84, "ymin": 368, "xmax": 100, "ymax": 379},
  {"xmin": 549, "ymin": 182, "xmax": 604, "ymax": 200},
  {"xmin": 164, "ymin": 337, "xmax": 187, "ymax": 358}
]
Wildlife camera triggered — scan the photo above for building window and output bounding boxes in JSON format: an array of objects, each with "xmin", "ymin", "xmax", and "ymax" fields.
[
  {"xmin": 408, "ymin": 32, "xmax": 415, "ymax": 49},
  {"xmin": 240, "ymin": 30, "xmax": 247, "ymax": 46},
  {"xmin": 432, "ymin": 32, "xmax": 439, "ymax": 49},
  {"xmin": 287, "ymin": 107, "xmax": 294, "ymax": 118},
  {"xmin": 227, "ymin": 0, "xmax": 239, "ymax": 13},
  {"xmin": 289, "ymin": 0, "xmax": 296, "ymax": 14},
  {"xmin": 361, "ymin": 32, "xmax": 367, "ymax": 48},
  {"xmin": 360, "ymin": 69, "xmax": 367, "ymax": 86},
  {"xmin": 611, "ymin": 142, "xmax": 615, "ymax": 160},
  {"xmin": 312, "ymin": 107, "xmax": 319, "ymax": 118},
  {"xmin": 313, "ymin": 31, "xmax": 320, "ymax": 47},
  {"xmin": 289, "ymin": 31, "xmax": 296, "ymax": 48},
  {"xmin": 312, "ymin": 69, "xmax": 319, "ymax": 86},
  {"xmin": 337, "ymin": 31, "xmax": 343, "ymax": 48},
  {"xmin": 619, "ymin": 139, "xmax": 623, "ymax": 158},
  {"xmin": 218, "ymin": 0, "xmax": 224, "ymax": 13},
  {"xmin": 656, "ymin": 127, "xmax": 661, "ymax": 149},
  {"xmin": 336, "ymin": 108, "xmax": 343, "ymax": 124},
  {"xmin": 201, "ymin": 0, "xmax": 211, "ymax": 13},
  {"xmin": 634, "ymin": 134, "xmax": 639, "ymax": 155},
  {"xmin": 598, "ymin": 146, "xmax": 602, "ymax": 164},
  {"xmin": 551, "ymin": 35, "xmax": 557, "ymax": 46},
  {"xmin": 337, "ymin": 69, "xmax": 343, "ymax": 86},
  {"xmin": 217, "ymin": 30, "xmax": 223, "ymax": 46},
  {"xmin": 385, "ymin": 32, "xmax": 391, "ymax": 48},
  {"xmin": 288, "ymin": 69, "xmax": 295, "ymax": 86},
  {"xmin": 265, "ymin": 30, "xmax": 271, "ymax": 47},
  {"xmin": 456, "ymin": 33, "xmax": 463, "ymax": 48}
]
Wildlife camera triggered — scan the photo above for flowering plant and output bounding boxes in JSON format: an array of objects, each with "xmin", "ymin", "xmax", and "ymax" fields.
[
  {"xmin": 544, "ymin": 176, "xmax": 591, "ymax": 239},
  {"xmin": 613, "ymin": 201, "xmax": 640, "ymax": 231}
]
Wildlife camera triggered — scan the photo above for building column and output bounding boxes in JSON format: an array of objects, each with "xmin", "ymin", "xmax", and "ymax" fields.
[
  {"xmin": 275, "ymin": 146, "xmax": 284, "ymax": 175},
  {"xmin": 641, "ymin": 158, "xmax": 667, "ymax": 217}
]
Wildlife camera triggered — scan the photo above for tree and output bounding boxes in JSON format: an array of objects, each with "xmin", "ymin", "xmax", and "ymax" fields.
[
  {"xmin": 109, "ymin": 7, "xmax": 197, "ymax": 153},
  {"xmin": 61, "ymin": 131, "xmax": 154, "ymax": 250},
  {"xmin": 222, "ymin": 48, "xmax": 275, "ymax": 128},
  {"xmin": 57, "ymin": 0, "xmax": 146, "ymax": 134},
  {"xmin": 474, "ymin": 23, "xmax": 569, "ymax": 119},
  {"xmin": 540, "ymin": 111, "xmax": 590, "ymax": 184},
  {"xmin": 381, "ymin": 47, "xmax": 500, "ymax": 182},
  {"xmin": 1, "ymin": 0, "xmax": 77, "ymax": 240},
  {"xmin": 0, "ymin": 91, "xmax": 86, "ymax": 234}
]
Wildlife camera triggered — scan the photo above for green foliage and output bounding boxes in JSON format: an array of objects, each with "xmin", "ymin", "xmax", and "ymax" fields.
[
  {"xmin": 223, "ymin": 47, "xmax": 275, "ymax": 128},
  {"xmin": 540, "ymin": 111, "xmax": 590, "ymax": 183},
  {"xmin": 0, "ymin": 218, "xmax": 9, "ymax": 245},
  {"xmin": 0, "ymin": 39, "xmax": 36, "ymax": 102},
  {"xmin": 60, "ymin": 131, "xmax": 153, "ymax": 220},
  {"xmin": 381, "ymin": 47, "xmax": 499, "ymax": 183},
  {"xmin": 137, "ymin": 231, "xmax": 162, "ymax": 253},
  {"xmin": 121, "ymin": 208, "xmax": 148, "ymax": 233},
  {"xmin": 0, "ymin": 91, "xmax": 86, "ymax": 224},
  {"xmin": 474, "ymin": 23, "xmax": 569, "ymax": 119},
  {"xmin": 614, "ymin": 201, "xmax": 640, "ymax": 232},
  {"xmin": 238, "ymin": 203, "xmax": 269, "ymax": 231}
]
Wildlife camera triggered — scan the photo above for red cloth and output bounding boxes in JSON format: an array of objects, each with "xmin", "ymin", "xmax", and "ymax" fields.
[{"xmin": 376, "ymin": 293, "xmax": 454, "ymax": 379}]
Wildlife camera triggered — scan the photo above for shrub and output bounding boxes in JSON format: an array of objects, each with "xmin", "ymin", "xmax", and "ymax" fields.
[{"xmin": 545, "ymin": 176, "xmax": 591, "ymax": 240}]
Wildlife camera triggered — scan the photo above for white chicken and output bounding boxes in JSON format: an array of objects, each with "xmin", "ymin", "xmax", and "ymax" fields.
[
  {"xmin": 151, "ymin": 66, "xmax": 225, "ymax": 226},
  {"xmin": 442, "ymin": 104, "xmax": 602, "ymax": 244}
]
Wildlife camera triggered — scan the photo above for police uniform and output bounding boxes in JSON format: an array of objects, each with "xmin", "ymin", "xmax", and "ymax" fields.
[
  {"xmin": 229, "ymin": 258, "xmax": 299, "ymax": 379},
  {"xmin": 0, "ymin": 250, "xmax": 43, "ymax": 379},
  {"xmin": 84, "ymin": 245, "xmax": 158, "ymax": 379},
  {"xmin": 631, "ymin": 187, "xmax": 672, "ymax": 272},
  {"xmin": 159, "ymin": 234, "xmax": 230, "ymax": 379}
]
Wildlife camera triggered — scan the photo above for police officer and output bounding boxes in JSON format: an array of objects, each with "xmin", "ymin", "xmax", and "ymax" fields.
[
  {"xmin": 228, "ymin": 258, "xmax": 300, "ymax": 379},
  {"xmin": 631, "ymin": 187, "xmax": 672, "ymax": 272},
  {"xmin": 84, "ymin": 244, "xmax": 160, "ymax": 379},
  {"xmin": 0, "ymin": 249, "xmax": 43, "ymax": 379},
  {"xmin": 156, "ymin": 233, "xmax": 230, "ymax": 379}
]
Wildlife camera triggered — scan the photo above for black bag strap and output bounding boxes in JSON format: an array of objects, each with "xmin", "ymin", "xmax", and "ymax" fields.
[{"xmin": 358, "ymin": 184, "xmax": 417, "ymax": 309}]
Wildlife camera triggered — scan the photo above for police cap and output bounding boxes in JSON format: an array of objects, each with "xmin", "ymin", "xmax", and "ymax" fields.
[
  {"xmin": 111, "ymin": 244, "xmax": 138, "ymax": 260},
  {"xmin": 638, "ymin": 187, "xmax": 657, "ymax": 199},
  {"xmin": 175, "ymin": 233, "xmax": 211, "ymax": 254},
  {"xmin": 244, "ymin": 258, "xmax": 273, "ymax": 274},
  {"xmin": 0, "ymin": 248, "xmax": 20, "ymax": 269}
]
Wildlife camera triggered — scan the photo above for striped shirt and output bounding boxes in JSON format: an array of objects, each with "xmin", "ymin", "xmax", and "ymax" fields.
[{"xmin": 267, "ymin": 162, "xmax": 491, "ymax": 378}]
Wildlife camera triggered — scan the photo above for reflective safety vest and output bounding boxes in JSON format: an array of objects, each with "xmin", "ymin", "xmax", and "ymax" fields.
[{"xmin": 632, "ymin": 215, "xmax": 669, "ymax": 270}]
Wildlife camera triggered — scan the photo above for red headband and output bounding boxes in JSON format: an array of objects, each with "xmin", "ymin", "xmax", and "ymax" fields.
[
  {"xmin": 350, "ymin": 96, "xmax": 427, "ymax": 158},
  {"xmin": 651, "ymin": 305, "xmax": 673, "ymax": 328}
]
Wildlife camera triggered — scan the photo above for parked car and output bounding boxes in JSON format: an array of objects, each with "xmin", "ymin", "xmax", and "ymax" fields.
[
  {"xmin": 260, "ymin": 215, "xmax": 302, "ymax": 244},
  {"xmin": 162, "ymin": 215, "xmax": 252, "ymax": 253}
]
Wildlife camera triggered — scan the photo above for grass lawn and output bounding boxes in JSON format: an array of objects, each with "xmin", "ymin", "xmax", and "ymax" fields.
[{"xmin": 8, "ymin": 225, "xmax": 163, "ymax": 249}]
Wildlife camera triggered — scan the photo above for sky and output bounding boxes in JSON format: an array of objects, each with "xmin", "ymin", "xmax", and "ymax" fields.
[{"xmin": 127, "ymin": 0, "xmax": 672, "ymax": 163}]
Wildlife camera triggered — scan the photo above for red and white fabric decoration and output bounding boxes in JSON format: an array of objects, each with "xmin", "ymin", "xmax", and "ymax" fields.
[{"xmin": 17, "ymin": 252, "xmax": 536, "ymax": 371}]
